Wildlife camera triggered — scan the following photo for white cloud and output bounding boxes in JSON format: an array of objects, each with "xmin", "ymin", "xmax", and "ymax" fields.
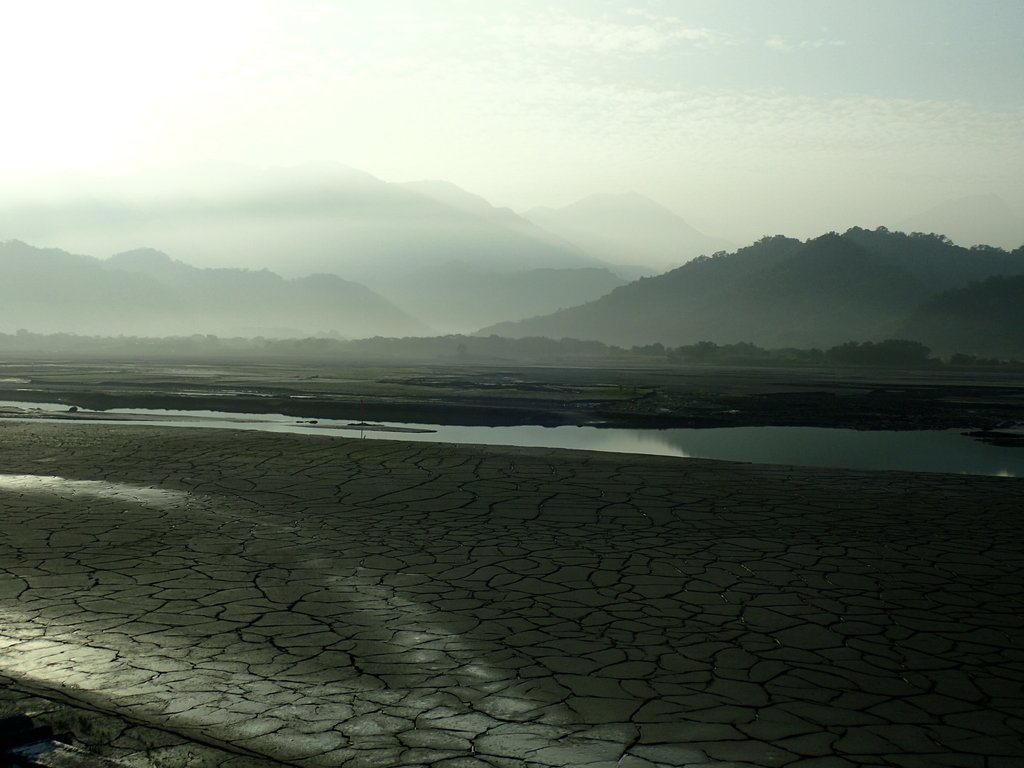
[
  {"xmin": 487, "ymin": 10, "xmax": 728, "ymax": 56},
  {"xmin": 765, "ymin": 35, "xmax": 848, "ymax": 51}
]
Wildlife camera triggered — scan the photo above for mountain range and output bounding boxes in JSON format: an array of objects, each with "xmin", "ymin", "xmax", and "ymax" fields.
[
  {"xmin": 0, "ymin": 166, "xmax": 730, "ymax": 279},
  {"xmin": 0, "ymin": 164, "xmax": 603, "ymax": 279},
  {"xmin": 0, "ymin": 241, "xmax": 425, "ymax": 339},
  {"xmin": 2, "ymin": 165, "xmax": 1023, "ymax": 355},
  {"xmin": 1, "ymin": 165, "xmax": 683, "ymax": 332},
  {"xmin": 3, "ymin": 227, "xmax": 1023, "ymax": 358},
  {"xmin": 483, "ymin": 228, "xmax": 1024, "ymax": 355}
]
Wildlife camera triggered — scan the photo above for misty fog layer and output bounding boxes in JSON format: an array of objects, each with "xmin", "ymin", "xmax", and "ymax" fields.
[
  {"xmin": 0, "ymin": 165, "xmax": 607, "ymax": 277},
  {"xmin": 1, "ymin": 165, "xmax": 1023, "ymax": 355},
  {"xmin": 0, "ymin": 241, "xmax": 425, "ymax": 339},
  {"xmin": 0, "ymin": 166, "xmax": 672, "ymax": 334}
]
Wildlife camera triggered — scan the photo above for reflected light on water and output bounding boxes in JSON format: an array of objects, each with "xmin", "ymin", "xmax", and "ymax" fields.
[{"xmin": 1, "ymin": 400, "xmax": 1021, "ymax": 477}]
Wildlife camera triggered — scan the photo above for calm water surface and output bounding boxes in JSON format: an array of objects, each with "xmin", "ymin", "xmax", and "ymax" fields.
[{"xmin": 2, "ymin": 400, "xmax": 1020, "ymax": 477}]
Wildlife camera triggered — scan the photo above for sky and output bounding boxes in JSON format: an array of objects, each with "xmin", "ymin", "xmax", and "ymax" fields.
[{"xmin": 1, "ymin": 0, "xmax": 1022, "ymax": 244}]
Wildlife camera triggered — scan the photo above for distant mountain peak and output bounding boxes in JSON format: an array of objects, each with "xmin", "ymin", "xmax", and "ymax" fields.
[
  {"xmin": 105, "ymin": 248, "xmax": 185, "ymax": 275},
  {"xmin": 109, "ymin": 248, "xmax": 174, "ymax": 263},
  {"xmin": 524, "ymin": 192, "xmax": 733, "ymax": 269}
]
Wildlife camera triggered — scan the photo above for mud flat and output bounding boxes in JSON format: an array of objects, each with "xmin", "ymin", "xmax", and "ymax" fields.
[
  {"xmin": 1, "ymin": 360, "xmax": 1023, "ymax": 430},
  {"xmin": 0, "ymin": 421, "xmax": 1022, "ymax": 767}
]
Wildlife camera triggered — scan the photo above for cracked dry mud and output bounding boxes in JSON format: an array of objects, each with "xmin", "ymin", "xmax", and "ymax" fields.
[{"xmin": 0, "ymin": 421, "xmax": 1021, "ymax": 767}]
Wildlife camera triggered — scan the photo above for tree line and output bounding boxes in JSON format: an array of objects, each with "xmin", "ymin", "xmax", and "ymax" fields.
[{"xmin": 0, "ymin": 330, "xmax": 1020, "ymax": 369}]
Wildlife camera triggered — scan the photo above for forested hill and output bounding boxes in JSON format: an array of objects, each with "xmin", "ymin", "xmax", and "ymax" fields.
[
  {"xmin": 896, "ymin": 275, "xmax": 1024, "ymax": 357},
  {"xmin": 482, "ymin": 229, "xmax": 1024, "ymax": 349}
]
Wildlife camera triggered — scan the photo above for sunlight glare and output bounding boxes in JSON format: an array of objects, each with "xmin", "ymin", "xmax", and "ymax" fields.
[{"xmin": 0, "ymin": 1, "xmax": 272, "ymax": 172}]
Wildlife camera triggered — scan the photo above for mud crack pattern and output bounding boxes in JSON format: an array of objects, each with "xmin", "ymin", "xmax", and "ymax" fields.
[{"xmin": 0, "ymin": 422, "xmax": 1021, "ymax": 767}]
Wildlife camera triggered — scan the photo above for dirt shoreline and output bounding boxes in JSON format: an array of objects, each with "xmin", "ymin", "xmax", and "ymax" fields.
[{"xmin": 1, "ymin": 360, "xmax": 1022, "ymax": 432}]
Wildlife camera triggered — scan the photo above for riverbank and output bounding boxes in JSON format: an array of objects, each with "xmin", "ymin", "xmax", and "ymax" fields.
[
  {"xmin": 1, "ymin": 421, "xmax": 1021, "ymax": 766},
  {"xmin": 1, "ymin": 360, "xmax": 1023, "ymax": 431},
  {"xmin": 1, "ymin": 403, "xmax": 1021, "ymax": 476}
]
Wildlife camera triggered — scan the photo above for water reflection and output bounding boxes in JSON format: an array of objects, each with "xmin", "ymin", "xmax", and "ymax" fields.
[
  {"xmin": 1, "ymin": 400, "xmax": 1020, "ymax": 477},
  {"xmin": 653, "ymin": 426, "xmax": 1021, "ymax": 477},
  {"xmin": 334, "ymin": 423, "xmax": 1022, "ymax": 477}
]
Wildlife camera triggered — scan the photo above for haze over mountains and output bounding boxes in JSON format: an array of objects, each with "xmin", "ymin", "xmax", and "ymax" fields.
[
  {"xmin": 2, "ymin": 164, "xmax": 1023, "ymax": 356},
  {"xmin": 378, "ymin": 264, "xmax": 626, "ymax": 334},
  {"xmin": 1, "ymin": 164, "xmax": 608, "ymax": 278},
  {"xmin": 0, "ymin": 240, "xmax": 424, "ymax": 339},
  {"xmin": 525, "ymin": 193, "xmax": 734, "ymax": 277},
  {"xmin": 484, "ymin": 228, "xmax": 1024, "ymax": 356},
  {"xmin": 0, "ymin": 165, "xmax": 648, "ymax": 333}
]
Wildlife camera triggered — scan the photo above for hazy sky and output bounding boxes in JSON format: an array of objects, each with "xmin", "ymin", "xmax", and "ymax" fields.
[{"xmin": 2, "ymin": 0, "xmax": 1022, "ymax": 242}]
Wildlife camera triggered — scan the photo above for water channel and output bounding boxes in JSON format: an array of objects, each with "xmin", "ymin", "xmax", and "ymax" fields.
[{"xmin": 2, "ymin": 400, "xmax": 1021, "ymax": 477}]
